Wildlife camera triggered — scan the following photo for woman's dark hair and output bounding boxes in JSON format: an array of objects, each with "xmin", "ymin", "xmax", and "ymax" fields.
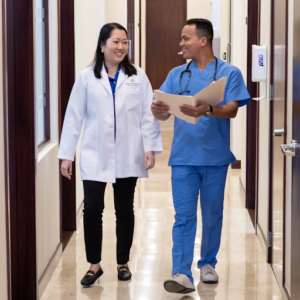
[
  {"xmin": 186, "ymin": 18, "xmax": 214, "ymax": 45},
  {"xmin": 92, "ymin": 23, "xmax": 137, "ymax": 79}
]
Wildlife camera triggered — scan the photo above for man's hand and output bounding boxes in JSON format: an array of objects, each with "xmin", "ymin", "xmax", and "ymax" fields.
[
  {"xmin": 144, "ymin": 151, "xmax": 155, "ymax": 171},
  {"xmin": 61, "ymin": 159, "xmax": 73, "ymax": 180},
  {"xmin": 180, "ymin": 100, "xmax": 210, "ymax": 118},
  {"xmin": 180, "ymin": 100, "xmax": 239, "ymax": 119},
  {"xmin": 151, "ymin": 100, "xmax": 171, "ymax": 121}
]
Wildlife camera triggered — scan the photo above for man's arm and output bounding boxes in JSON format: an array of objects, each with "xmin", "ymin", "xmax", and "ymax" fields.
[
  {"xmin": 180, "ymin": 100, "xmax": 239, "ymax": 119},
  {"xmin": 151, "ymin": 100, "xmax": 171, "ymax": 121}
]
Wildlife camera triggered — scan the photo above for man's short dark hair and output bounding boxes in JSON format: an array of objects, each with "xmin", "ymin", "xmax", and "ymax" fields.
[{"xmin": 186, "ymin": 18, "xmax": 214, "ymax": 45}]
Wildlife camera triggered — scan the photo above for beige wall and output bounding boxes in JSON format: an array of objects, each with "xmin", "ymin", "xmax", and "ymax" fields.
[
  {"xmin": 220, "ymin": 0, "xmax": 230, "ymax": 61},
  {"xmin": 0, "ymin": 3, "xmax": 8, "ymax": 300},
  {"xmin": 105, "ymin": 0, "xmax": 127, "ymax": 27},
  {"xmin": 257, "ymin": 0, "xmax": 271, "ymax": 246},
  {"xmin": 74, "ymin": 0, "xmax": 105, "ymax": 211},
  {"xmin": 36, "ymin": 147, "xmax": 60, "ymax": 280},
  {"xmin": 36, "ymin": 0, "xmax": 60, "ymax": 280},
  {"xmin": 187, "ymin": 0, "xmax": 210, "ymax": 20},
  {"xmin": 75, "ymin": 0, "xmax": 105, "ymax": 74},
  {"xmin": 230, "ymin": 0, "xmax": 248, "ymax": 180}
]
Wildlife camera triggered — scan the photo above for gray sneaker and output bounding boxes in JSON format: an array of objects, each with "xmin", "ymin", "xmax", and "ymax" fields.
[
  {"xmin": 164, "ymin": 273, "xmax": 195, "ymax": 294},
  {"xmin": 200, "ymin": 264, "xmax": 219, "ymax": 284}
]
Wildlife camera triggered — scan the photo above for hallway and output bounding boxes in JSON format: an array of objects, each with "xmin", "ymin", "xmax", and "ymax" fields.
[{"xmin": 40, "ymin": 125, "xmax": 282, "ymax": 300}]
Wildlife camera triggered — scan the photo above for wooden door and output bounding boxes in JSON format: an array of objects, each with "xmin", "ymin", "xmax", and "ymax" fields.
[
  {"xmin": 269, "ymin": 0, "xmax": 287, "ymax": 286},
  {"xmin": 145, "ymin": 0, "xmax": 186, "ymax": 89}
]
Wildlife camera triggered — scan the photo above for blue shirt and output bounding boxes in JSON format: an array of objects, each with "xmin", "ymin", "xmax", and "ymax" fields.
[
  {"xmin": 159, "ymin": 58, "xmax": 250, "ymax": 166},
  {"xmin": 105, "ymin": 64, "xmax": 121, "ymax": 136}
]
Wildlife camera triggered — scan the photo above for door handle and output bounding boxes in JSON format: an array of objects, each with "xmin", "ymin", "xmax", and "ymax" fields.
[
  {"xmin": 281, "ymin": 144, "xmax": 295, "ymax": 156},
  {"xmin": 274, "ymin": 129, "xmax": 284, "ymax": 137},
  {"xmin": 281, "ymin": 140, "xmax": 299, "ymax": 156}
]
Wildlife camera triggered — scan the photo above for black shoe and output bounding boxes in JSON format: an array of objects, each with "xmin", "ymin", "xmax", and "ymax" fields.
[
  {"xmin": 81, "ymin": 268, "xmax": 103, "ymax": 286},
  {"xmin": 118, "ymin": 266, "xmax": 132, "ymax": 281}
]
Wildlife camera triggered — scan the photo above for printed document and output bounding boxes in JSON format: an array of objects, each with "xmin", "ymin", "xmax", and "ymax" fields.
[{"xmin": 154, "ymin": 77, "xmax": 227, "ymax": 124}]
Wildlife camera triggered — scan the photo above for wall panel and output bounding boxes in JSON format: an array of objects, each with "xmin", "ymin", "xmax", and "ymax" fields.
[{"xmin": 36, "ymin": 0, "xmax": 60, "ymax": 285}]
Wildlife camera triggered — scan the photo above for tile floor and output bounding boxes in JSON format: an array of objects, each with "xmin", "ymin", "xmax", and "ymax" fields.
[{"xmin": 41, "ymin": 128, "xmax": 283, "ymax": 300}]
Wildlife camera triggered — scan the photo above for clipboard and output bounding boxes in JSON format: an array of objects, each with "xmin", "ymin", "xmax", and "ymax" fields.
[{"xmin": 154, "ymin": 77, "xmax": 227, "ymax": 124}]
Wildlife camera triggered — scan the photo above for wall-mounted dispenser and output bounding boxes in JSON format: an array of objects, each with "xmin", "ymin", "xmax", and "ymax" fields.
[{"xmin": 252, "ymin": 45, "xmax": 267, "ymax": 101}]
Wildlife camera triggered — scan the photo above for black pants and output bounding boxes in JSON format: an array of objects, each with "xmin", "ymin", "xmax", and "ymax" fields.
[{"xmin": 83, "ymin": 178, "xmax": 137, "ymax": 265}]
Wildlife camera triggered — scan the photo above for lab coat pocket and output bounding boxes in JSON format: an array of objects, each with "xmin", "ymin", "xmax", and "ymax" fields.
[
  {"xmin": 80, "ymin": 129, "xmax": 98, "ymax": 168},
  {"xmin": 130, "ymin": 125, "xmax": 144, "ymax": 166}
]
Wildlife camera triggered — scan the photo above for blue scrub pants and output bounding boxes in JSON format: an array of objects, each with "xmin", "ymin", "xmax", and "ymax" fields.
[{"xmin": 171, "ymin": 165, "xmax": 228, "ymax": 283}]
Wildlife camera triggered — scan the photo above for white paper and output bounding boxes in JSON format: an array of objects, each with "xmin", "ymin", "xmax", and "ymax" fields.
[{"xmin": 154, "ymin": 77, "xmax": 227, "ymax": 124}]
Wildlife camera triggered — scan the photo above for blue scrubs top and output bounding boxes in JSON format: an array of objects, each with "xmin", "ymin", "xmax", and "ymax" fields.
[
  {"xmin": 159, "ymin": 58, "xmax": 250, "ymax": 166},
  {"xmin": 105, "ymin": 64, "xmax": 121, "ymax": 136}
]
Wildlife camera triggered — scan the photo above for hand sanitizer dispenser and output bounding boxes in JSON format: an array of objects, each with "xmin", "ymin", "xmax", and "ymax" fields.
[{"xmin": 252, "ymin": 45, "xmax": 267, "ymax": 101}]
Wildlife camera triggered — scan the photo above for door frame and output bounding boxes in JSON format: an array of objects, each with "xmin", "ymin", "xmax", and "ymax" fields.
[
  {"xmin": 2, "ymin": 0, "xmax": 11, "ymax": 298},
  {"xmin": 246, "ymin": 0, "xmax": 260, "ymax": 223},
  {"xmin": 127, "ymin": 0, "xmax": 135, "ymax": 64},
  {"xmin": 59, "ymin": 0, "xmax": 77, "ymax": 248},
  {"xmin": 268, "ymin": 0, "xmax": 275, "ymax": 266},
  {"xmin": 282, "ymin": 0, "xmax": 289, "ymax": 293},
  {"xmin": 291, "ymin": 1, "xmax": 300, "ymax": 298},
  {"xmin": 6, "ymin": 0, "xmax": 37, "ymax": 298}
]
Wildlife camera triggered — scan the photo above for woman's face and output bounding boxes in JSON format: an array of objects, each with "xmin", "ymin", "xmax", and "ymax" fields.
[{"xmin": 102, "ymin": 29, "xmax": 129, "ymax": 65}]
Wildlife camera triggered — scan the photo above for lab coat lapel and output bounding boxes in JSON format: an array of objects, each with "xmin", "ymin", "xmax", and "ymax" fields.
[
  {"xmin": 116, "ymin": 68, "xmax": 128, "ymax": 91},
  {"xmin": 98, "ymin": 65, "xmax": 113, "ymax": 96}
]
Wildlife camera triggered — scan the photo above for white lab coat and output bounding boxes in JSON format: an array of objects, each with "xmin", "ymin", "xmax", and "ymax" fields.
[{"xmin": 57, "ymin": 65, "xmax": 163, "ymax": 183}]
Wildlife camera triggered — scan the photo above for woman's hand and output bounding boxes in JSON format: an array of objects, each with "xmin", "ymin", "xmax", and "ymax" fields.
[
  {"xmin": 144, "ymin": 151, "xmax": 155, "ymax": 171},
  {"xmin": 61, "ymin": 159, "xmax": 73, "ymax": 180}
]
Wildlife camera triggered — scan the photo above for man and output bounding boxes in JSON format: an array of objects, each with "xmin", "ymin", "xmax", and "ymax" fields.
[{"xmin": 151, "ymin": 18, "xmax": 250, "ymax": 294}]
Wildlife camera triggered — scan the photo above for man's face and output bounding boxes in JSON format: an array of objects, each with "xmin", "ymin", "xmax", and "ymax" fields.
[{"xmin": 179, "ymin": 25, "xmax": 207, "ymax": 60}]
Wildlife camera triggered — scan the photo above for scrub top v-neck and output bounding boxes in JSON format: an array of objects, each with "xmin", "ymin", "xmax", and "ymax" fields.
[
  {"xmin": 159, "ymin": 58, "xmax": 251, "ymax": 166},
  {"xmin": 105, "ymin": 64, "xmax": 121, "ymax": 137}
]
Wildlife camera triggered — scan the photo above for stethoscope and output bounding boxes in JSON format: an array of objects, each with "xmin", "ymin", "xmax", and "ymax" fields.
[{"xmin": 179, "ymin": 57, "xmax": 218, "ymax": 95}]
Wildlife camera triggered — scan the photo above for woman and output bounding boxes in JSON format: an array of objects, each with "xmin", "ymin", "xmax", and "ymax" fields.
[{"xmin": 58, "ymin": 23, "xmax": 162, "ymax": 286}]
